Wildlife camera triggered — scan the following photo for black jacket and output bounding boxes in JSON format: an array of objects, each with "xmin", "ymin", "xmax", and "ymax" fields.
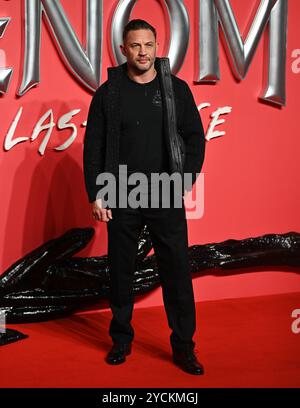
[{"xmin": 83, "ymin": 57, "xmax": 205, "ymax": 203}]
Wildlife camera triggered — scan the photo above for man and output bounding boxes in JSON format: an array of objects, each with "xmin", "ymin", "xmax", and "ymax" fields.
[{"xmin": 83, "ymin": 19, "xmax": 206, "ymax": 375}]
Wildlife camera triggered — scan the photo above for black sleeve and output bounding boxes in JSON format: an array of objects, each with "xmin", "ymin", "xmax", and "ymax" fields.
[
  {"xmin": 83, "ymin": 86, "xmax": 106, "ymax": 203},
  {"xmin": 180, "ymin": 81, "xmax": 206, "ymax": 190}
]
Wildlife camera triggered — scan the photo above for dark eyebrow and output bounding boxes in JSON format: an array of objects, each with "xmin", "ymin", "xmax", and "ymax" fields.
[{"xmin": 130, "ymin": 41, "xmax": 154, "ymax": 46}]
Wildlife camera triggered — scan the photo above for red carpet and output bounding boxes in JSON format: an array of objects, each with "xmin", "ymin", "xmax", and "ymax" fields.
[{"xmin": 1, "ymin": 292, "xmax": 300, "ymax": 388}]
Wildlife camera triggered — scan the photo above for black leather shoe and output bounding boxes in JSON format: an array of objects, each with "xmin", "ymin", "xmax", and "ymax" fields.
[
  {"xmin": 172, "ymin": 348, "xmax": 204, "ymax": 375},
  {"xmin": 105, "ymin": 343, "xmax": 132, "ymax": 365}
]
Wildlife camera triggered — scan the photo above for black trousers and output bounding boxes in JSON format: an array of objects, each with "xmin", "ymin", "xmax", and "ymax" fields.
[{"xmin": 106, "ymin": 192, "xmax": 196, "ymax": 351}]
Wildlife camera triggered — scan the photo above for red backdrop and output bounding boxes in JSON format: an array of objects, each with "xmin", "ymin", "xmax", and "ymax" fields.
[{"xmin": 1, "ymin": 0, "xmax": 299, "ymax": 309}]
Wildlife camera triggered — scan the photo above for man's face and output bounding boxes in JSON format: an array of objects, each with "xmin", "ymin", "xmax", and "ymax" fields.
[{"xmin": 120, "ymin": 29, "xmax": 158, "ymax": 73}]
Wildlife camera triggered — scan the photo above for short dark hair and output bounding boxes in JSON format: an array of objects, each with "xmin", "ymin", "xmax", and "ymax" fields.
[{"xmin": 122, "ymin": 19, "xmax": 157, "ymax": 42}]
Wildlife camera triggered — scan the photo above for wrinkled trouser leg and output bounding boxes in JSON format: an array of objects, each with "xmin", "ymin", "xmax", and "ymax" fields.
[
  {"xmin": 141, "ymin": 201, "xmax": 196, "ymax": 351},
  {"xmin": 107, "ymin": 206, "xmax": 142, "ymax": 344}
]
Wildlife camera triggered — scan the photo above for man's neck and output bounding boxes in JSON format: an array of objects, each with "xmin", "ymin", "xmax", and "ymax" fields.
[{"xmin": 126, "ymin": 64, "xmax": 157, "ymax": 84}]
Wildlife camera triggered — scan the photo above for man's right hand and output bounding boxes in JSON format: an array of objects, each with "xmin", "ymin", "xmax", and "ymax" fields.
[{"xmin": 92, "ymin": 198, "xmax": 113, "ymax": 222}]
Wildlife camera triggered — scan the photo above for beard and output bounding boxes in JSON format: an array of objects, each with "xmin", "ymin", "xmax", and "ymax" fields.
[{"xmin": 129, "ymin": 57, "xmax": 155, "ymax": 74}]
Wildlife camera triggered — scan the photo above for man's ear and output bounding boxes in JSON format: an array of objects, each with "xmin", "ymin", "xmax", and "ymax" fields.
[{"xmin": 120, "ymin": 44, "xmax": 126, "ymax": 57}]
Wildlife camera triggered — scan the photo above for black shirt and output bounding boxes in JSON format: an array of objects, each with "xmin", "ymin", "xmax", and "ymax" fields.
[{"xmin": 119, "ymin": 72, "xmax": 169, "ymax": 175}]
